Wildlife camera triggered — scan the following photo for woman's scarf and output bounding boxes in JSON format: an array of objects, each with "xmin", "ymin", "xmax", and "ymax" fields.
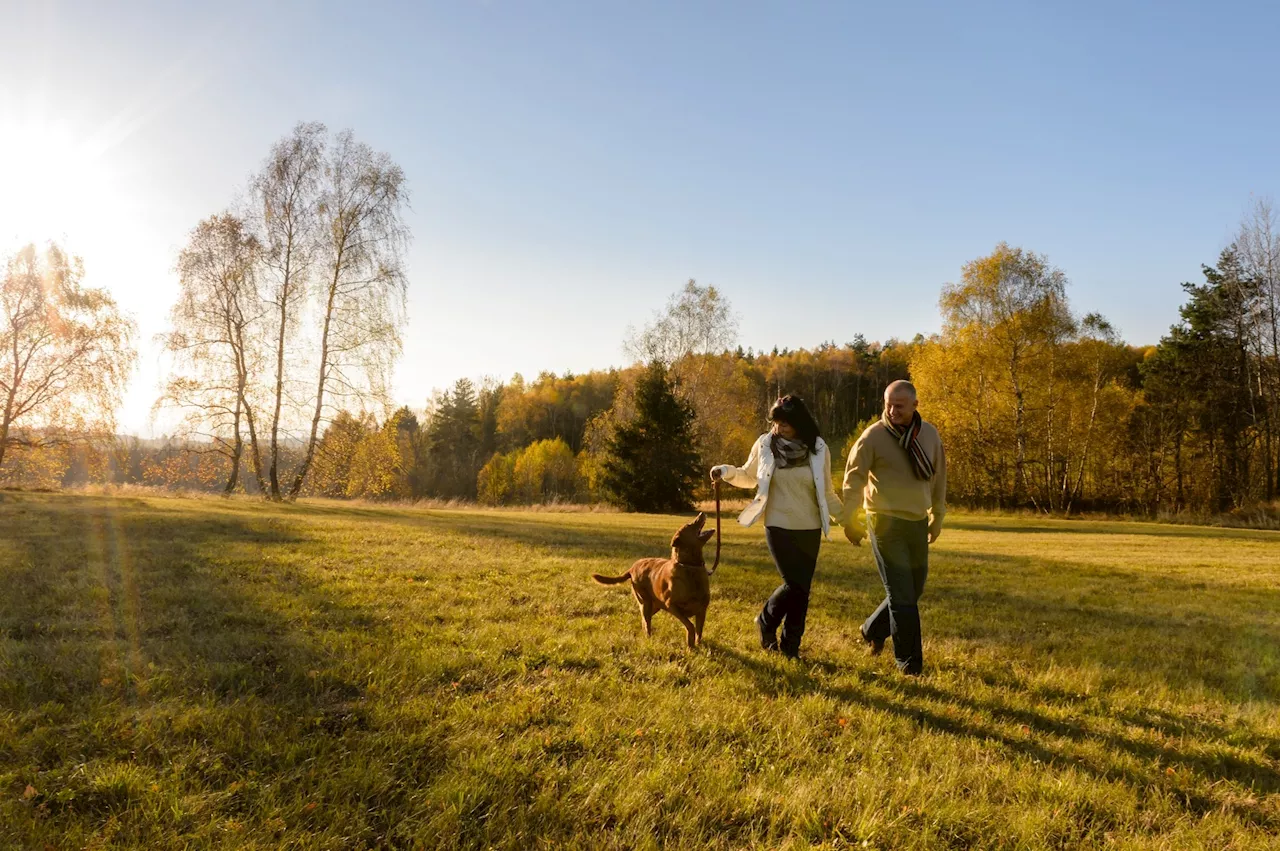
[
  {"xmin": 770, "ymin": 434, "xmax": 811, "ymax": 469},
  {"xmin": 882, "ymin": 410, "xmax": 934, "ymax": 480}
]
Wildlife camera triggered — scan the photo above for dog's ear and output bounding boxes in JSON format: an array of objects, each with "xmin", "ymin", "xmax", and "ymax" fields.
[{"xmin": 698, "ymin": 528, "xmax": 715, "ymax": 543}]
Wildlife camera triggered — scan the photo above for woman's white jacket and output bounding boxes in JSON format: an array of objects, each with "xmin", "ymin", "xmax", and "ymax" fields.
[{"xmin": 711, "ymin": 434, "xmax": 844, "ymax": 540}]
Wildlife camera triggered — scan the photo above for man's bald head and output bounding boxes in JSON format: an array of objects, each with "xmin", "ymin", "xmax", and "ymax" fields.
[
  {"xmin": 884, "ymin": 380, "xmax": 917, "ymax": 402},
  {"xmin": 884, "ymin": 380, "xmax": 918, "ymax": 426}
]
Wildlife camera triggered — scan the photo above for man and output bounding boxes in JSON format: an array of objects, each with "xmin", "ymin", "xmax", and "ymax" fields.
[{"xmin": 840, "ymin": 380, "xmax": 946, "ymax": 676}]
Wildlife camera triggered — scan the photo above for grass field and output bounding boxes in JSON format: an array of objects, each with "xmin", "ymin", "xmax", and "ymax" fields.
[{"xmin": 1, "ymin": 492, "xmax": 1278, "ymax": 849}]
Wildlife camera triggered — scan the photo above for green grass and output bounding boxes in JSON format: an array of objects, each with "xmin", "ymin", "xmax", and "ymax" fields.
[{"xmin": 1, "ymin": 492, "xmax": 1278, "ymax": 849}]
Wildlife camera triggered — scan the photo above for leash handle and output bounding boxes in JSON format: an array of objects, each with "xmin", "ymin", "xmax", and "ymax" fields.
[{"xmin": 707, "ymin": 479, "xmax": 722, "ymax": 576}]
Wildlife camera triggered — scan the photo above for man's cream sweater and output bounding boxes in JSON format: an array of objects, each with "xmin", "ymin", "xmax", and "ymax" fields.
[{"xmin": 839, "ymin": 420, "xmax": 947, "ymax": 531}]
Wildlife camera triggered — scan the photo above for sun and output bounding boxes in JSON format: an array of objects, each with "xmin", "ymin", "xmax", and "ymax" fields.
[{"xmin": 0, "ymin": 118, "xmax": 115, "ymax": 252}]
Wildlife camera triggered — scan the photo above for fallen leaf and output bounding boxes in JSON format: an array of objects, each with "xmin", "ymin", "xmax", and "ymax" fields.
[
  {"xmin": 303, "ymin": 802, "xmax": 317, "ymax": 812},
  {"xmin": 837, "ymin": 718, "xmax": 848, "ymax": 727},
  {"xmin": 23, "ymin": 785, "xmax": 37, "ymax": 800}
]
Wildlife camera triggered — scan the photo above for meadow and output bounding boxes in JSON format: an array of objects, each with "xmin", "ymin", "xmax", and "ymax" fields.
[{"xmin": 1, "ymin": 492, "xmax": 1278, "ymax": 849}]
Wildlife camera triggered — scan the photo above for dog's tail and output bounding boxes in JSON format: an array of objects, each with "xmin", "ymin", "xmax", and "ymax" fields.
[{"xmin": 591, "ymin": 570, "xmax": 632, "ymax": 586}]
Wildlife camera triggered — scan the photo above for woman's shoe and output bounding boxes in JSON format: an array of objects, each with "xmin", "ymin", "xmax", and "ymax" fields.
[{"xmin": 755, "ymin": 613, "xmax": 778, "ymax": 651}]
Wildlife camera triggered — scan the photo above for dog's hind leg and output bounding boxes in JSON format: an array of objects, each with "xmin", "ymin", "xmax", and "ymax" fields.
[
  {"xmin": 638, "ymin": 601, "xmax": 655, "ymax": 637},
  {"xmin": 694, "ymin": 611, "xmax": 706, "ymax": 645},
  {"xmin": 633, "ymin": 589, "xmax": 655, "ymax": 637}
]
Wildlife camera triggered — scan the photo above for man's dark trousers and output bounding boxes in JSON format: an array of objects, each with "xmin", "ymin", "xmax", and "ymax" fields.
[{"xmin": 863, "ymin": 514, "xmax": 929, "ymax": 674}]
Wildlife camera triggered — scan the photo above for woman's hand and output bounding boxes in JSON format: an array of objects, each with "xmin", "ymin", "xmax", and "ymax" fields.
[{"xmin": 709, "ymin": 466, "xmax": 724, "ymax": 482}]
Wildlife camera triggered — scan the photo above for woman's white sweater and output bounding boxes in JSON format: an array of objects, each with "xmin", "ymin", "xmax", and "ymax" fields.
[{"xmin": 712, "ymin": 434, "xmax": 844, "ymax": 540}]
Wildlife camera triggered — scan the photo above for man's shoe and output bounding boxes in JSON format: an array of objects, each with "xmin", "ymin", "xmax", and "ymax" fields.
[
  {"xmin": 859, "ymin": 626, "xmax": 885, "ymax": 657},
  {"xmin": 779, "ymin": 645, "xmax": 801, "ymax": 660},
  {"xmin": 755, "ymin": 613, "xmax": 778, "ymax": 651}
]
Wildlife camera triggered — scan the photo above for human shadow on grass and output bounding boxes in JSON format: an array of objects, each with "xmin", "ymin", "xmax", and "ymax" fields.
[{"xmin": 708, "ymin": 643, "xmax": 1280, "ymax": 832}]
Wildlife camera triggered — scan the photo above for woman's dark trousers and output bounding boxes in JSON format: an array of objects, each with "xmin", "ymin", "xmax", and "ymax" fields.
[
  {"xmin": 862, "ymin": 514, "xmax": 929, "ymax": 674},
  {"xmin": 762, "ymin": 527, "xmax": 822, "ymax": 655}
]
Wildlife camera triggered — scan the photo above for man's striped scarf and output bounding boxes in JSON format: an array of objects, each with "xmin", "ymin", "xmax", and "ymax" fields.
[{"xmin": 882, "ymin": 411, "xmax": 934, "ymax": 481}]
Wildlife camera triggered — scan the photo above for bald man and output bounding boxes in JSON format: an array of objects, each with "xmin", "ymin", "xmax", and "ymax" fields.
[{"xmin": 840, "ymin": 380, "xmax": 946, "ymax": 676}]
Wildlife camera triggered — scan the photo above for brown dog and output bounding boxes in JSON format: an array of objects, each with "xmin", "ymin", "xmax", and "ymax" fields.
[{"xmin": 592, "ymin": 513, "xmax": 715, "ymax": 648}]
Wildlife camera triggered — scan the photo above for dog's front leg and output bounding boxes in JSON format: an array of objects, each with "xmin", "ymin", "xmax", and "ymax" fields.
[{"xmin": 671, "ymin": 611, "xmax": 699, "ymax": 649}]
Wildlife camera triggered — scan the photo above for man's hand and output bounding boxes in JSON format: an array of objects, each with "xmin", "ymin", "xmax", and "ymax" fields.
[
  {"xmin": 709, "ymin": 466, "xmax": 723, "ymax": 482},
  {"xmin": 843, "ymin": 523, "xmax": 864, "ymax": 547},
  {"xmin": 928, "ymin": 522, "xmax": 942, "ymax": 545}
]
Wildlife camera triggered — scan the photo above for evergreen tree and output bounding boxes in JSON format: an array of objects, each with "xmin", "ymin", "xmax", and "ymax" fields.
[
  {"xmin": 426, "ymin": 378, "xmax": 482, "ymax": 498},
  {"xmin": 601, "ymin": 361, "xmax": 700, "ymax": 512},
  {"xmin": 1143, "ymin": 247, "xmax": 1263, "ymax": 511}
]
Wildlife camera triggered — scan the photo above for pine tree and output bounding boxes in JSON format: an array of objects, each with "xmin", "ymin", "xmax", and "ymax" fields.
[
  {"xmin": 601, "ymin": 361, "xmax": 701, "ymax": 512},
  {"xmin": 426, "ymin": 378, "xmax": 482, "ymax": 498}
]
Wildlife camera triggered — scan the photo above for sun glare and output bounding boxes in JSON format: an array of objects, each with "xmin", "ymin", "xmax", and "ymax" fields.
[{"xmin": 0, "ymin": 118, "xmax": 116, "ymax": 253}]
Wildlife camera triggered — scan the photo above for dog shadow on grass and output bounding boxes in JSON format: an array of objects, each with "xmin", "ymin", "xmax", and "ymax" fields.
[{"xmin": 706, "ymin": 642, "xmax": 1280, "ymax": 833}]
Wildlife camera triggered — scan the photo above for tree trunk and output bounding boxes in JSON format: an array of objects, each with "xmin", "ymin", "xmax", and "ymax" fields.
[
  {"xmin": 267, "ymin": 235, "xmax": 298, "ymax": 502},
  {"xmin": 268, "ymin": 282, "xmax": 288, "ymax": 500},
  {"xmin": 224, "ymin": 395, "xmax": 243, "ymax": 495},
  {"xmin": 2, "ymin": 337, "xmax": 17, "ymax": 473},
  {"xmin": 1010, "ymin": 364, "xmax": 1029, "ymax": 507},
  {"xmin": 1174, "ymin": 429, "xmax": 1184, "ymax": 513},
  {"xmin": 1069, "ymin": 374, "xmax": 1103, "ymax": 515},
  {"xmin": 231, "ymin": 317, "xmax": 268, "ymax": 495},
  {"xmin": 288, "ymin": 257, "xmax": 342, "ymax": 499}
]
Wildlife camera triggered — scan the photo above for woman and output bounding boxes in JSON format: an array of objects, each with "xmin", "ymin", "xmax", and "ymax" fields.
[{"xmin": 710, "ymin": 395, "xmax": 842, "ymax": 659}]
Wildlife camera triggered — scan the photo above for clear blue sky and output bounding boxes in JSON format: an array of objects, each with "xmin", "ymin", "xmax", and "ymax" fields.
[{"xmin": 4, "ymin": 1, "xmax": 1277, "ymax": 434}]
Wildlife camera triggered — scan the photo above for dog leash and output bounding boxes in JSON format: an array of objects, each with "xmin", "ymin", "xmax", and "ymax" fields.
[{"xmin": 707, "ymin": 480, "xmax": 722, "ymax": 576}]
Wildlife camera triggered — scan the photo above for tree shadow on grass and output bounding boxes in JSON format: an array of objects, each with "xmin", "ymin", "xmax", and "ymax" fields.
[
  {"xmin": 0, "ymin": 493, "xmax": 387, "ymax": 723},
  {"xmin": 946, "ymin": 517, "xmax": 1280, "ymax": 542},
  {"xmin": 0, "ymin": 494, "xmax": 439, "ymax": 844},
  {"xmin": 708, "ymin": 643, "xmax": 1280, "ymax": 832},
  {"xmin": 273, "ymin": 503, "xmax": 1280, "ymax": 708},
  {"xmin": 809, "ymin": 543, "xmax": 1280, "ymax": 706}
]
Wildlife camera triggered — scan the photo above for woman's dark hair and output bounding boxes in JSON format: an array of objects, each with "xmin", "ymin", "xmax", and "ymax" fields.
[{"xmin": 768, "ymin": 394, "xmax": 821, "ymax": 453}]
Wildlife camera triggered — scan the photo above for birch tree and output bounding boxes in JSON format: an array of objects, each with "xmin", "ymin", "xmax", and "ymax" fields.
[
  {"xmin": 287, "ymin": 130, "xmax": 409, "ymax": 498},
  {"xmin": 156, "ymin": 213, "xmax": 266, "ymax": 493},
  {"xmin": 940, "ymin": 243, "xmax": 1074, "ymax": 504},
  {"xmin": 1236, "ymin": 197, "xmax": 1280, "ymax": 500},
  {"xmin": 0, "ymin": 244, "xmax": 135, "ymax": 472},
  {"xmin": 253, "ymin": 121, "xmax": 324, "ymax": 500}
]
